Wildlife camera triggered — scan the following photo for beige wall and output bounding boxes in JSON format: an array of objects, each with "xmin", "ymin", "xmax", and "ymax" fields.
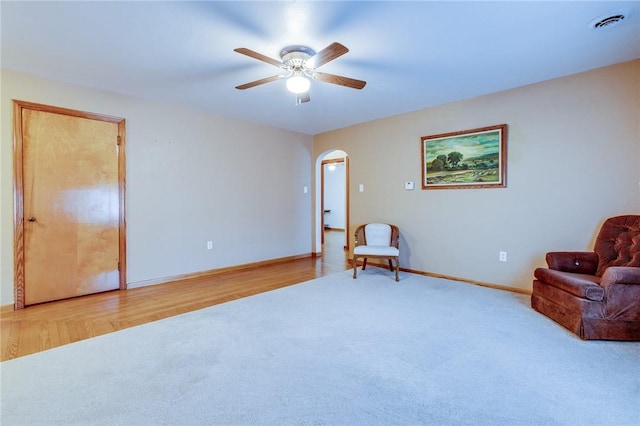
[
  {"xmin": 314, "ymin": 60, "xmax": 640, "ymax": 292},
  {"xmin": 2, "ymin": 60, "xmax": 639, "ymax": 305},
  {"xmin": 1, "ymin": 69, "xmax": 313, "ymax": 305}
]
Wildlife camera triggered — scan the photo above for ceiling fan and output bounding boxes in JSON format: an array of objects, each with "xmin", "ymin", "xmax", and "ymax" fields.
[{"xmin": 234, "ymin": 42, "xmax": 366, "ymax": 104}]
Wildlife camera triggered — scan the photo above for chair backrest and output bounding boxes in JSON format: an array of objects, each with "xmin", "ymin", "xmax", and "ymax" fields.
[
  {"xmin": 364, "ymin": 223, "xmax": 392, "ymax": 246},
  {"xmin": 594, "ymin": 215, "xmax": 640, "ymax": 276}
]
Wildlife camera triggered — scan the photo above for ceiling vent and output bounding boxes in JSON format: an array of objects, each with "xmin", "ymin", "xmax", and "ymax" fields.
[{"xmin": 588, "ymin": 8, "xmax": 634, "ymax": 30}]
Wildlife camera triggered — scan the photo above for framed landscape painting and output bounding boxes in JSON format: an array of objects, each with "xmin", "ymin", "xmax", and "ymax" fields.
[{"xmin": 421, "ymin": 124, "xmax": 507, "ymax": 190}]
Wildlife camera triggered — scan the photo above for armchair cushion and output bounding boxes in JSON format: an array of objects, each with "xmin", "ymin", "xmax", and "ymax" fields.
[
  {"xmin": 594, "ymin": 215, "xmax": 640, "ymax": 276},
  {"xmin": 533, "ymin": 268, "xmax": 604, "ymax": 301},
  {"xmin": 353, "ymin": 246, "xmax": 399, "ymax": 256},
  {"xmin": 361, "ymin": 223, "xmax": 392, "ymax": 246}
]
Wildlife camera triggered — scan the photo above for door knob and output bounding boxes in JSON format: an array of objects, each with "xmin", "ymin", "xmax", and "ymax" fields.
[{"xmin": 28, "ymin": 217, "xmax": 37, "ymax": 222}]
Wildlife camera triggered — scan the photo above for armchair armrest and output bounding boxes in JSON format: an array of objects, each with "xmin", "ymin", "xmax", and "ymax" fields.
[
  {"xmin": 600, "ymin": 267, "xmax": 640, "ymax": 289},
  {"xmin": 545, "ymin": 251, "xmax": 598, "ymax": 274},
  {"xmin": 599, "ymin": 267, "xmax": 640, "ymax": 321}
]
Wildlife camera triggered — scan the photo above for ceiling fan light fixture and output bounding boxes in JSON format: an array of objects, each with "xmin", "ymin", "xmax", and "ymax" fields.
[{"xmin": 286, "ymin": 75, "xmax": 310, "ymax": 94}]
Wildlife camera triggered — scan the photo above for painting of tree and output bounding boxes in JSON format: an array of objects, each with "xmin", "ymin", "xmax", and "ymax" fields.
[{"xmin": 421, "ymin": 124, "xmax": 507, "ymax": 190}]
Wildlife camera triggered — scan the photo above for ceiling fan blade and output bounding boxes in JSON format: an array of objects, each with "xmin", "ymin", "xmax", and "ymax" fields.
[
  {"xmin": 309, "ymin": 42, "xmax": 349, "ymax": 68},
  {"xmin": 234, "ymin": 48, "xmax": 283, "ymax": 68},
  {"xmin": 235, "ymin": 75, "xmax": 284, "ymax": 90},
  {"xmin": 313, "ymin": 72, "xmax": 366, "ymax": 90},
  {"xmin": 296, "ymin": 93, "xmax": 311, "ymax": 105}
]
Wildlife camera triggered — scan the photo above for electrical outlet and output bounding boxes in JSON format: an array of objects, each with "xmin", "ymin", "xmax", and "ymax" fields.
[
  {"xmin": 207, "ymin": 241, "xmax": 213, "ymax": 250},
  {"xmin": 499, "ymin": 251, "xmax": 507, "ymax": 262}
]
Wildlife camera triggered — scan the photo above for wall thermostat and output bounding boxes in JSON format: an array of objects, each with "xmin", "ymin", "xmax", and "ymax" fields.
[{"xmin": 404, "ymin": 181, "xmax": 415, "ymax": 190}]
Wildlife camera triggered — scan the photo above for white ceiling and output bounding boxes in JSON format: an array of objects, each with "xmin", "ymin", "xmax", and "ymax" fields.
[{"xmin": 2, "ymin": 1, "xmax": 639, "ymax": 135}]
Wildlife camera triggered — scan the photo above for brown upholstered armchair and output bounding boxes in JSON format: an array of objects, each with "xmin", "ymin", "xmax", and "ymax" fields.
[{"xmin": 532, "ymin": 215, "xmax": 640, "ymax": 340}]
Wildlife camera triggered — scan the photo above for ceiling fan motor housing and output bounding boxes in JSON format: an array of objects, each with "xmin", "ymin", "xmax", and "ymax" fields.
[{"xmin": 280, "ymin": 45, "xmax": 316, "ymax": 69}]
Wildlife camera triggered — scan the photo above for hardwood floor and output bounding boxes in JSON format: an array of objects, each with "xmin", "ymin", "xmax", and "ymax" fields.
[{"xmin": 1, "ymin": 231, "xmax": 349, "ymax": 361}]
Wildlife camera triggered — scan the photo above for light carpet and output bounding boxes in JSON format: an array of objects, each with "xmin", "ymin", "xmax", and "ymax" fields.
[{"xmin": 1, "ymin": 269, "xmax": 639, "ymax": 425}]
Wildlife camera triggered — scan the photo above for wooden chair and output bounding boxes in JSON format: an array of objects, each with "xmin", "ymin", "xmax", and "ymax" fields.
[{"xmin": 353, "ymin": 223, "xmax": 400, "ymax": 281}]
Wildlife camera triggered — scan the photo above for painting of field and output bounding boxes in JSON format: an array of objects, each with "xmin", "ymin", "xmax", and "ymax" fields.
[{"xmin": 421, "ymin": 124, "xmax": 506, "ymax": 189}]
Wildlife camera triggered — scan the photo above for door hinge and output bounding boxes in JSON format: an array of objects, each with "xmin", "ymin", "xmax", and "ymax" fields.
[
  {"xmin": 118, "ymin": 262, "xmax": 121, "ymax": 271},
  {"xmin": 116, "ymin": 136, "xmax": 121, "ymax": 145}
]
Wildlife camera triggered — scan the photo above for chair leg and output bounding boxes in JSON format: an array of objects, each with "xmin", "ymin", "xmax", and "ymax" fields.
[
  {"xmin": 352, "ymin": 256, "xmax": 358, "ymax": 279},
  {"xmin": 388, "ymin": 259, "xmax": 393, "ymax": 271},
  {"xmin": 395, "ymin": 258, "xmax": 399, "ymax": 282},
  {"xmin": 362, "ymin": 258, "xmax": 368, "ymax": 270}
]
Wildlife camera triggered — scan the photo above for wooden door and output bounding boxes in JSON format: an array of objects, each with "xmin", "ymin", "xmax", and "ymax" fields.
[{"xmin": 13, "ymin": 100, "xmax": 126, "ymax": 308}]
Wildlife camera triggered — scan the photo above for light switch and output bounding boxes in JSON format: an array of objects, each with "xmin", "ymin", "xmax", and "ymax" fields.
[
  {"xmin": 303, "ymin": 186, "xmax": 308, "ymax": 194},
  {"xmin": 359, "ymin": 184, "xmax": 364, "ymax": 192}
]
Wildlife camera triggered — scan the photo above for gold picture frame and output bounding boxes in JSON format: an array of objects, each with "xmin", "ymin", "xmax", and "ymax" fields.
[{"xmin": 421, "ymin": 124, "xmax": 507, "ymax": 190}]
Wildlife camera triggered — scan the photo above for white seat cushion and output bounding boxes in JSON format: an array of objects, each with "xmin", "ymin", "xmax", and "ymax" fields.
[
  {"xmin": 364, "ymin": 223, "xmax": 391, "ymax": 246},
  {"xmin": 354, "ymin": 245, "xmax": 399, "ymax": 256}
]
